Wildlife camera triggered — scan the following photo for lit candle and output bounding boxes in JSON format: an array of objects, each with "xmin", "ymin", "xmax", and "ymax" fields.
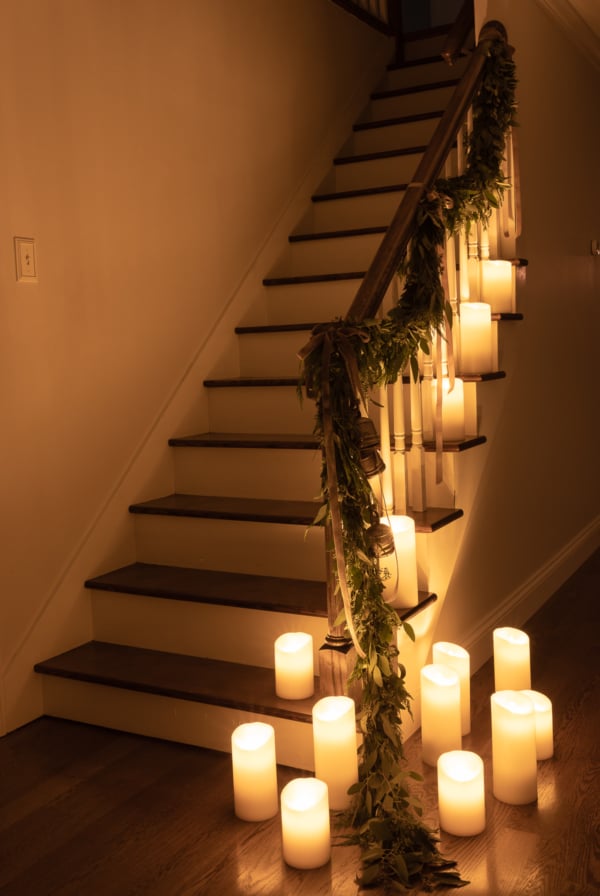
[
  {"xmin": 493, "ymin": 627, "xmax": 531, "ymax": 690},
  {"xmin": 281, "ymin": 777, "xmax": 331, "ymax": 869},
  {"xmin": 459, "ymin": 302, "xmax": 493, "ymax": 373},
  {"xmin": 379, "ymin": 514, "xmax": 418, "ymax": 608},
  {"xmin": 438, "ymin": 377, "xmax": 466, "ymax": 441},
  {"xmin": 522, "ymin": 689, "xmax": 554, "ymax": 759},
  {"xmin": 433, "ymin": 641, "xmax": 471, "ymax": 735},
  {"xmin": 231, "ymin": 722, "xmax": 278, "ymax": 821},
  {"xmin": 437, "ymin": 750, "xmax": 486, "ymax": 836},
  {"xmin": 312, "ymin": 696, "xmax": 358, "ymax": 810},
  {"xmin": 274, "ymin": 632, "xmax": 314, "ymax": 700},
  {"xmin": 480, "ymin": 259, "xmax": 514, "ymax": 313},
  {"xmin": 420, "ymin": 664, "xmax": 462, "ymax": 767},
  {"xmin": 491, "ymin": 690, "xmax": 537, "ymax": 804}
]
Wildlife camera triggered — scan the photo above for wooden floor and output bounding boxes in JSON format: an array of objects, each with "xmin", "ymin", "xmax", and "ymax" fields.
[{"xmin": 1, "ymin": 550, "xmax": 598, "ymax": 896}]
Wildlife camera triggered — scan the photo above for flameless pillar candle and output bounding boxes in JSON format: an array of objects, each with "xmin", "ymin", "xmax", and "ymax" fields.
[
  {"xmin": 379, "ymin": 515, "xmax": 418, "ymax": 608},
  {"xmin": 437, "ymin": 750, "xmax": 486, "ymax": 836},
  {"xmin": 274, "ymin": 632, "xmax": 314, "ymax": 700},
  {"xmin": 312, "ymin": 696, "xmax": 358, "ymax": 809},
  {"xmin": 420, "ymin": 664, "xmax": 462, "ymax": 766},
  {"xmin": 522, "ymin": 689, "xmax": 554, "ymax": 759},
  {"xmin": 433, "ymin": 642, "xmax": 471, "ymax": 735},
  {"xmin": 491, "ymin": 690, "xmax": 538, "ymax": 804},
  {"xmin": 480, "ymin": 259, "xmax": 514, "ymax": 313},
  {"xmin": 231, "ymin": 722, "xmax": 278, "ymax": 821},
  {"xmin": 459, "ymin": 302, "xmax": 493, "ymax": 373},
  {"xmin": 281, "ymin": 777, "xmax": 330, "ymax": 869},
  {"xmin": 493, "ymin": 627, "xmax": 531, "ymax": 690},
  {"xmin": 437, "ymin": 377, "xmax": 466, "ymax": 441}
]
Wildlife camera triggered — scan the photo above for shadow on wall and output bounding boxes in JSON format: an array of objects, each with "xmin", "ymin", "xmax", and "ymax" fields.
[{"xmin": 402, "ymin": 0, "xmax": 465, "ymax": 31}]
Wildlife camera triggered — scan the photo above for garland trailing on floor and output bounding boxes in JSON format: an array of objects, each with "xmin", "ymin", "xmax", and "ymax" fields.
[{"xmin": 299, "ymin": 37, "xmax": 517, "ymax": 893}]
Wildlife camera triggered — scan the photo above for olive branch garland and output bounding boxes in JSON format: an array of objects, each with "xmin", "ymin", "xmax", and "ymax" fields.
[{"xmin": 300, "ymin": 39, "xmax": 517, "ymax": 893}]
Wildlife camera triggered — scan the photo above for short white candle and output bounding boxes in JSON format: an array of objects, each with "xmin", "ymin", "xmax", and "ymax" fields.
[
  {"xmin": 437, "ymin": 750, "xmax": 486, "ymax": 836},
  {"xmin": 480, "ymin": 259, "xmax": 514, "ymax": 313},
  {"xmin": 231, "ymin": 722, "xmax": 278, "ymax": 821},
  {"xmin": 281, "ymin": 777, "xmax": 330, "ymax": 869},
  {"xmin": 438, "ymin": 377, "xmax": 466, "ymax": 441},
  {"xmin": 274, "ymin": 632, "xmax": 314, "ymax": 700},
  {"xmin": 459, "ymin": 302, "xmax": 493, "ymax": 373},
  {"xmin": 491, "ymin": 690, "xmax": 538, "ymax": 804},
  {"xmin": 420, "ymin": 664, "xmax": 462, "ymax": 767},
  {"xmin": 493, "ymin": 627, "xmax": 531, "ymax": 690},
  {"xmin": 379, "ymin": 514, "xmax": 418, "ymax": 608},
  {"xmin": 522, "ymin": 689, "xmax": 554, "ymax": 759},
  {"xmin": 312, "ymin": 696, "xmax": 358, "ymax": 810},
  {"xmin": 433, "ymin": 642, "xmax": 471, "ymax": 735}
]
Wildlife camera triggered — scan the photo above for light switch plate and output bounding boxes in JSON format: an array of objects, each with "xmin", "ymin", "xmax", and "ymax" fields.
[{"xmin": 14, "ymin": 237, "xmax": 38, "ymax": 282}]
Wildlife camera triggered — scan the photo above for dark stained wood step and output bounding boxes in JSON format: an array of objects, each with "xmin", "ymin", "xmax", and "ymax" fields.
[
  {"xmin": 169, "ymin": 432, "xmax": 319, "ymax": 449},
  {"xmin": 334, "ymin": 145, "xmax": 426, "ymax": 166},
  {"xmin": 263, "ymin": 271, "xmax": 365, "ymax": 286},
  {"xmin": 128, "ymin": 493, "xmax": 320, "ymax": 526},
  {"xmin": 203, "ymin": 376, "xmax": 300, "ymax": 388},
  {"xmin": 371, "ymin": 77, "xmax": 460, "ymax": 100},
  {"xmin": 85, "ymin": 562, "xmax": 328, "ymax": 617},
  {"xmin": 353, "ymin": 109, "xmax": 443, "ymax": 132},
  {"xmin": 85, "ymin": 561, "xmax": 438, "ymax": 623},
  {"xmin": 129, "ymin": 493, "xmax": 463, "ymax": 534},
  {"xmin": 34, "ymin": 641, "xmax": 316, "ymax": 724},
  {"xmin": 289, "ymin": 225, "xmax": 387, "ymax": 243},
  {"xmin": 313, "ymin": 183, "xmax": 408, "ymax": 202}
]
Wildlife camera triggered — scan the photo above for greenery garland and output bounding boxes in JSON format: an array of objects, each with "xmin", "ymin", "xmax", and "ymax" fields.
[{"xmin": 300, "ymin": 36, "xmax": 517, "ymax": 893}]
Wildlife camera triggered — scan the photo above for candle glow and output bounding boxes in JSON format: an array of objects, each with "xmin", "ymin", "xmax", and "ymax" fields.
[
  {"xmin": 379, "ymin": 514, "xmax": 418, "ymax": 608},
  {"xmin": 480, "ymin": 259, "xmax": 515, "ymax": 313},
  {"xmin": 280, "ymin": 777, "xmax": 331, "ymax": 869},
  {"xmin": 437, "ymin": 750, "xmax": 486, "ymax": 836},
  {"xmin": 433, "ymin": 641, "xmax": 471, "ymax": 735},
  {"xmin": 491, "ymin": 690, "xmax": 538, "ymax": 805},
  {"xmin": 274, "ymin": 632, "xmax": 314, "ymax": 700},
  {"xmin": 493, "ymin": 626, "xmax": 531, "ymax": 690},
  {"xmin": 459, "ymin": 302, "xmax": 493, "ymax": 373},
  {"xmin": 420, "ymin": 663, "xmax": 462, "ymax": 766},
  {"xmin": 522, "ymin": 689, "xmax": 554, "ymax": 759},
  {"xmin": 312, "ymin": 696, "xmax": 358, "ymax": 810},
  {"xmin": 231, "ymin": 722, "xmax": 278, "ymax": 821}
]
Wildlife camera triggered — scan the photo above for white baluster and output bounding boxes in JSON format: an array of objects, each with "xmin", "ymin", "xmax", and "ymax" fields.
[
  {"xmin": 378, "ymin": 384, "xmax": 394, "ymax": 514},
  {"xmin": 392, "ymin": 377, "xmax": 407, "ymax": 515},
  {"xmin": 409, "ymin": 372, "xmax": 426, "ymax": 513}
]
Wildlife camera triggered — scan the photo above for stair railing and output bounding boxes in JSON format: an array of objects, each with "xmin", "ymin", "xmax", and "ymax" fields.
[{"xmin": 305, "ymin": 18, "xmax": 512, "ymax": 696}]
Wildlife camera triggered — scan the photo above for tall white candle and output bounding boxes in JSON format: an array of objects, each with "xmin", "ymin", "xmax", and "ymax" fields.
[
  {"xmin": 281, "ymin": 777, "xmax": 330, "ymax": 869},
  {"xmin": 231, "ymin": 722, "xmax": 278, "ymax": 821},
  {"xmin": 437, "ymin": 750, "xmax": 486, "ymax": 836},
  {"xmin": 522, "ymin": 689, "xmax": 554, "ymax": 759},
  {"xmin": 379, "ymin": 514, "xmax": 418, "ymax": 608},
  {"xmin": 438, "ymin": 377, "xmax": 465, "ymax": 441},
  {"xmin": 433, "ymin": 642, "xmax": 471, "ymax": 735},
  {"xmin": 491, "ymin": 690, "xmax": 538, "ymax": 804},
  {"xmin": 274, "ymin": 632, "xmax": 314, "ymax": 700},
  {"xmin": 312, "ymin": 696, "xmax": 358, "ymax": 810},
  {"xmin": 493, "ymin": 627, "xmax": 531, "ymax": 690},
  {"xmin": 459, "ymin": 302, "xmax": 493, "ymax": 373},
  {"xmin": 480, "ymin": 259, "xmax": 514, "ymax": 313},
  {"xmin": 420, "ymin": 664, "xmax": 462, "ymax": 767}
]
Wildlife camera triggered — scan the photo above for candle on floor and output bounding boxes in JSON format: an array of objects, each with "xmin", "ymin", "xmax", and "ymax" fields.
[
  {"xmin": 231, "ymin": 722, "xmax": 278, "ymax": 821},
  {"xmin": 379, "ymin": 514, "xmax": 418, "ymax": 608},
  {"xmin": 522, "ymin": 689, "xmax": 554, "ymax": 759},
  {"xmin": 274, "ymin": 632, "xmax": 314, "ymax": 700},
  {"xmin": 459, "ymin": 302, "xmax": 493, "ymax": 373},
  {"xmin": 433, "ymin": 642, "xmax": 471, "ymax": 735},
  {"xmin": 281, "ymin": 777, "xmax": 331, "ymax": 869},
  {"xmin": 312, "ymin": 696, "xmax": 358, "ymax": 810},
  {"xmin": 491, "ymin": 690, "xmax": 538, "ymax": 804},
  {"xmin": 437, "ymin": 750, "xmax": 486, "ymax": 836},
  {"xmin": 420, "ymin": 664, "xmax": 462, "ymax": 767},
  {"xmin": 480, "ymin": 259, "xmax": 515, "ymax": 313},
  {"xmin": 493, "ymin": 626, "xmax": 531, "ymax": 690}
]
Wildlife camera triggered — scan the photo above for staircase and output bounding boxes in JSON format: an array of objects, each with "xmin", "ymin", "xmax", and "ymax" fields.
[{"xmin": 34, "ymin": 23, "xmax": 522, "ymax": 770}]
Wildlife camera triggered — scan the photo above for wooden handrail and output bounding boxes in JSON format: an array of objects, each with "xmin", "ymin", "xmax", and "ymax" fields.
[
  {"xmin": 441, "ymin": 0, "xmax": 475, "ymax": 65},
  {"xmin": 345, "ymin": 20, "xmax": 508, "ymax": 324}
]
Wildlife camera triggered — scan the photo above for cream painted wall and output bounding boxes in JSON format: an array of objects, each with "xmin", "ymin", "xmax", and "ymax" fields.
[
  {"xmin": 0, "ymin": 0, "xmax": 389, "ymax": 732},
  {"xmin": 434, "ymin": 0, "xmax": 600, "ymax": 661}
]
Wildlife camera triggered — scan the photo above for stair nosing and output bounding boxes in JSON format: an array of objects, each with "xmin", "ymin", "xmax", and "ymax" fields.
[
  {"xmin": 289, "ymin": 225, "xmax": 387, "ymax": 243},
  {"xmin": 128, "ymin": 493, "xmax": 320, "ymax": 526},
  {"xmin": 334, "ymin": 145, "xmax": 427, "ymax": 166},
  {"xmin": 169, "ymin": 431, "xmax": 319, "ymax": 448},
  {"xmin": 353, "ymin": 109, "xmax": 443, "ymax": 133},
  {"xmin": 312, "ymin": 183, "xmax": 408, "ymax": 203},
  {"xmin": 371, "ymin": 78, "xmax": 460, "ymax": 100}
]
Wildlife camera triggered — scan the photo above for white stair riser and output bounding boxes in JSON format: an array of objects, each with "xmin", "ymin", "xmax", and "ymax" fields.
[
  {"xmin": 92, "ymin": 593, "xmax": 328, "ymax": 670},
  {"xmin": 403, "ymin": 35, "xmax": 449, "ymax": 61},
  {"xmin": 133, "ymin": 515, "xmax": 326, "ymax": 580},
  {"xmin": 320, "ymin": 151, "xmax": 423, "ymax": 192},
  {"xmin": 361, "ymin": 84, "xmax": 455, "ymax": 122},
  {"xmin": 173, "ymin": 445, "xmax": 321, "ymax": 501},
  {"xmin": 344, "ymin": 115, "xmax": 439, "ymax": 156},
  {"xmin": 238, "ymin": 331, "xmax": 312, "ymax": 378},
  {"xmin": 298, "ymin": 190, "xmax": 401, "ymax": 234},
  {"xmin": 380, "ymin": 57, "xmax": 467, "ymax": 92},
  {"xmin": 271, "ymin": 231, "xmax": 384, "ymax": 277},
  {"xmin": 264, "ymin": 279, "xmax": 359, "ymax": 325},
  {"xmin": 41, "ymin": 676, "xmax": 316, "ymax": 770},
  {"xmin": 207, "ymin": 385, "xmax": 313, "ymax": 433}
]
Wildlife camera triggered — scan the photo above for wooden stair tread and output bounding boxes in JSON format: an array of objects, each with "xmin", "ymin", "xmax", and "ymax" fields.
[
  {"xmin": 289, "ymin": 225, "xmax": 388, "ymax": 243},
  {"xmin": 169, "ymin": 432, "xmax": 319, "ymax": 449},
  {"xmin": 34, "ymin": 641, "xmax": 316, "ymax": 723},
  {"xmin": 204, "ymin": 376, "xmax": 301, "ymax": 388},
  {"xmin": 371, "ymin": 78, "xmax": 460, "ymax": 100},
  {"xmin": 313, "ymin": 183, "xmax": 408, "ymax": 202},
  {"xmin": 129, "ymin": 493, "xmax": 462, "ymax": 534},
  {"xmin": 129, "ymin": 493, "xmax": 320, "ymax": 526},
  {"xmin": 353, "ymin": 109, "xmax": 443, "ymax": 132},
  {"xmin": 85, "ymin": 562, "xmax": 328, "ymax": 616},
  {"xmin": 263, "ymin": 271, "xmax": 365, "ymax": 286},
  {"xmin": 334, "ymin": 145, "xmax": 426, "ymax": 166}
]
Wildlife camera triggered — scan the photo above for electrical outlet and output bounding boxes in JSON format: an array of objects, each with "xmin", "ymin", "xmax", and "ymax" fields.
[{"xmin": 14, "ymin": 237, "xmax": 38, "ymax": 282}]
